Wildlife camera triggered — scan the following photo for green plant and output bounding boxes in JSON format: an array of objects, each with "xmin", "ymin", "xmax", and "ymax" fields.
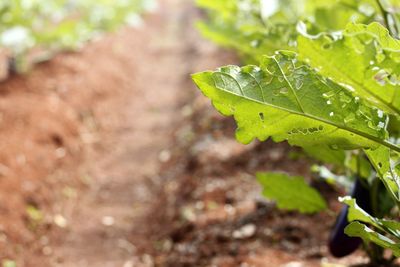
[
  {"xmin": 193, "ymin": 0, "xmax": 400, "ymax": 264},
  {"xmin": 0, "ymin": 0, "xmax": 156, "ymax": 73}
]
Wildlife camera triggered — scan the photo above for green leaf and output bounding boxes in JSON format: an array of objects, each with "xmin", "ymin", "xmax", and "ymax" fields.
[
  {"xmin": 196, "ymin": 20, "xmax": 297, "ymax": 61},
  {"xmin": 192, "ymin": 51, "xmax": 398, "ymax": 152},
  {"xmin": 345, "ymin": 221, "xmax": 400, "ymax": 256},
  {"xmin": 340, "ymin": 196, "xmax": 380, "ymax": 227},
  {"xmin": 365, "ymin": 146, "xmax": 400, "ymax": 201},
  {"xmin": 310, "ymin": 0, "xmax": 378, "ymax": 33},
  {"xmin": 381, "ymin": 219, "xmax": 400, "ymax": 238},
  {"xmin": 341, "ymin": 196, "xmax": 400, "ymax": 238},
  {"xmin": 196, "ymin": 0, "xmax": 236, "ymax": 18},
  {"xmin": 303, "ymin": 145, "xmax": 346, "ymax": 166},
  {"xmin": 257, "ymin": 172, "xmax": 327, "ymax": 213},
  {"xmin": 298, "ymin": 22, "xmax": 400, "ymax": 115}
]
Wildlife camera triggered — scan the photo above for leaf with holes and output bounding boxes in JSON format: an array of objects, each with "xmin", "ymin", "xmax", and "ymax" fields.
[
  {"xmin": 192, "ymin": 51, "xmax": 397, "ymax": 152},
  {"xmin": 365, "ymin": 146, "xmax": 400, "ymax": 201},
  {"xmin": 298, "ymin": 22, "xmax": 400, "ymax": 115}
]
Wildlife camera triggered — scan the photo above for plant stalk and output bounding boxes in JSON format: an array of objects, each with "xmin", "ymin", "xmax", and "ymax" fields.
[{"xmin": 376, "ymin": 0, "xmax": 399, "ymax": 38}]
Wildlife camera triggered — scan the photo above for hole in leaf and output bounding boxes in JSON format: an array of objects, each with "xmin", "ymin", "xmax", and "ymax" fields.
[{"xmin": 259, "ymin": 112, "xmax": 264, "ymax": 121}]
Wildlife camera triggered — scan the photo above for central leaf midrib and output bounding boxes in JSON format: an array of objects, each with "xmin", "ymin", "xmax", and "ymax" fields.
[{"xmin": 212, "ymin": 71, "xmax": 400, "ymax": 153}]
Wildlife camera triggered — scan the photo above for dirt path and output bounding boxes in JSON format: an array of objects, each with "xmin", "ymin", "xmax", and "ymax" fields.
[{"xmin": 49, "ymin": 1, "xmax": 233, "ymax": 266}]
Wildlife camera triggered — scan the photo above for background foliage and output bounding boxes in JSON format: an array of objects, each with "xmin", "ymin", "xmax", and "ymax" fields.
[{"xmin": 0, "ymin": 0, "xmax": 155, "ymax": 72}]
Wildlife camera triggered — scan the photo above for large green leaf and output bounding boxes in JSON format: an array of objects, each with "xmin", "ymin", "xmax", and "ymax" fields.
[
  {"xmin": 303, "ymin": 146, "xmax": 346, "ymax": 166},
  {"xmin": 192, "ymin": 51, "xmax": 398, "ymax": 152},
  {"xmin": 345, "ymin": 221, "xmax": 400, "ymax": 256},
  {"xmin": 257, "ymin": 172, "xmax": 327, "ymax": 213},
  {"xmin": 298, "ymin": 22, "xmax": 400, "ymax": 115}
]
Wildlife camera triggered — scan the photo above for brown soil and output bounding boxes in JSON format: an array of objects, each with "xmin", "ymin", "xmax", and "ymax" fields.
[{"xmin": 0, "ymin": 0, "xmax": 387, "ymax": 266}]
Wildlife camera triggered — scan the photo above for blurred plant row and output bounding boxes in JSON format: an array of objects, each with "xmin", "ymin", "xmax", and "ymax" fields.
[
  {"xmin": 194, "ymin": 0, "xmax": 400, "ymax": 264},
  {"xmin": 0, "ymin": 0, "xmax": 156, "ymax": 74},
  {"xmin": 196, "ymin": 0, "xmax": 400, "ymax": 62}
]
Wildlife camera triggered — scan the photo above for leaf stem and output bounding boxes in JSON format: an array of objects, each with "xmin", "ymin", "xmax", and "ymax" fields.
[
  {"xmin": 382, "ymin": 139, "xmax": 400, "ymax": 154},
  {"xmin": 376, "ymin": 0, "xmax": 399, "ymax": 38},
  {"xmin": 377, "ymin": 0, "xmax": 390, "ymax": 28}
]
